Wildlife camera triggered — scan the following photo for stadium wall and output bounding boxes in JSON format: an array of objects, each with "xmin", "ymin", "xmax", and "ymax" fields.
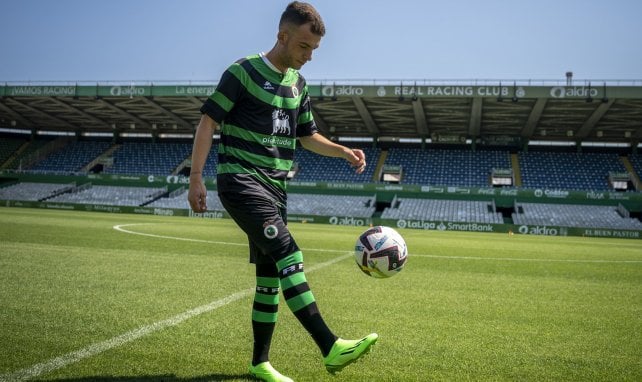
[
  {"xmin": 2, "ymin": 198, "xmax": 639, "ymax": 240},
  {"xmin": 1, "ymin": 171, "xmax": 641, "ymax": 240}
]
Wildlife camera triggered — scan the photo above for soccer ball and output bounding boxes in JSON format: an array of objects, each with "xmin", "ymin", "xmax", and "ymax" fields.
[{"xmin": 354, "ymin": 226, "xmax": 408, "ymax": 278}]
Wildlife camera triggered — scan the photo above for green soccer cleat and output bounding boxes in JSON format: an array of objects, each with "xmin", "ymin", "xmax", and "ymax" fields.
[
  {"xmin": 323, "ymin": 333, "xmax": 379, "ymax": 374},
  {"xmin": 248, "ymin": 361, "xmax": 294, "ymax": 382}
]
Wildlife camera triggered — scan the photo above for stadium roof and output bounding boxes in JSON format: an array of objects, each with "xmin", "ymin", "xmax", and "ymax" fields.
[{"xmin": 1, "ymin": 81, "xmax": 642, "ymax": 144}]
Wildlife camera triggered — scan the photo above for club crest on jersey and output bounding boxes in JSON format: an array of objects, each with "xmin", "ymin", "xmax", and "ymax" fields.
[
  {"xmin": 271, "ymin": 109, "xmax": 291, "ymax": 135},
  {"xmin": 291, "ymin": 85, "xmax": 299, "ymax": 98}
]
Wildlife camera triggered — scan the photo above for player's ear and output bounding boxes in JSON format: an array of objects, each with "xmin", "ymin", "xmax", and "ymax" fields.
[{"xmin": 277, "ymin": 29, "xmax": 288, "ymax": 45}]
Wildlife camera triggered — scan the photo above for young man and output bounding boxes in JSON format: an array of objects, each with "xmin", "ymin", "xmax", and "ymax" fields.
[{"xmin": 187, "ymin": 2, "xmax": 377, "ymax": 381}]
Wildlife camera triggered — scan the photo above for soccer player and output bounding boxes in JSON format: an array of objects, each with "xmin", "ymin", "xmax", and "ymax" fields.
[{"xmin": 187, "ymin": 2, "xmax": 377, "ymax": 381}]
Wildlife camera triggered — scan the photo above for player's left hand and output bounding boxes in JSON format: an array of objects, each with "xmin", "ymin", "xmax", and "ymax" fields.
[{"xmin": 347, "ymin": 149, "xmax": 366, "ymax": 174}]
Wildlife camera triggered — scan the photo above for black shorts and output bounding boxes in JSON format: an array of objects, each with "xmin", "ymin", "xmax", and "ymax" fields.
[{"xmin": 218, "ymin": 191, "xmax": 299, "ymax": 264}]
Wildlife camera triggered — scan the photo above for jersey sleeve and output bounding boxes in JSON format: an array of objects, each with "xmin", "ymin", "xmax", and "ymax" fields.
[
  {"xmin": 200, "ymin": 62, "xmax": 245, "ymax": 124},
  {"xmin": 295, "ymin": 85, "xmax": 318, "ymax": 137}
]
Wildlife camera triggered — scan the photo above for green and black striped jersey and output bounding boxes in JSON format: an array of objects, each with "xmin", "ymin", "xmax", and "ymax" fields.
[{"xmin": 201, "ymin": 54, "xmax": 317, "ymax": 201}]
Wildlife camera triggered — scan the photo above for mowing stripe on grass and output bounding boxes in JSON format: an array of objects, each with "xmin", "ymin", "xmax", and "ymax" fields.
[
  {"xmin": 412, "ymin": 254, "xmax": 642, "ymax": 264},
  {"xmin": 0, "ymin": 226, "xmax": 352, "ymax": 382},
  {"xmin": 0, "ymin": 290, "xmax": 250, "ymax": 382}
]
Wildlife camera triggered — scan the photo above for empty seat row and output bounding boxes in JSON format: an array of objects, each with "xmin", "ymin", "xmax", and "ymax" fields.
[
  {"xmin": 513, "ymin": 202, "xmax": 642, "ymax": 230},
  {"xmin": 104, "ymin": 142, "xmax": 193, "ymax": 176},
  {"xmin": 0, "ymin": 137, "xmax": 27, "ymax": 165},
  {"xmin": 382, "ymin": 198, "xmax": 503, "ymax": 224},
  {"xmin": 519, "ymin": 152, "xmax": 626, "ymax": 191},
  {"xmin": 30, "ymin": 141, "xmax": 111, "ymax": 173},
  {"xmin": 0, "ymin": 182, "xmax": 74, "ymax": 201},
  {"xmin": 48, "ymin": 185, "xmax": 166, "ymax": 206},
  {"xmin": 384, "ymin": 148, "xmax": 511, "ymax": 187},
  {"xmin": 287, "ymin": 193, "xmax": 376, "ymax": 217},
  {"xmin": 294, "ymin": 147, "xmax": 380, "ymax": 183}
]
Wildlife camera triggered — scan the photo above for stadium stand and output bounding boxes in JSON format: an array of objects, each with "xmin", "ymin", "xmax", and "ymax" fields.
[
  {"xmin": 47, "ymin": 185, "xmax": 166, "ymax": 206},
  {"xmin": 202, "ymin": 146, "xmax": 219, "ymax": 177},
  {"xmin": 0, "ymin": 137, "xmax": 27, "ymax": 166},
  {"xmin": 381, "ymin": 197, "xmax": 503, "ymax": 224},
  {"xmin": 287, "ymin": 193, "xmax": 376, "ymax": 217},
  {"xmin": 3, "ymin": 138, "xmax": 52, "ymax": 170},
  {"xmin": 105, "ymin": 142, "xmax": 192, "ymax": 176},
  {"xmin": 512, "ymin": 202, "xmax": 642, "ymax": 230},
  {"xmin": 628, "ymin": 154, "xmax": 642, "ymax": 183},
  {"xmin": 383, "ymin": 148, "xmax": 511, "ymax": 187},
  {"xmin": 30, "ymin": 140, "xmax": 111, "ymax": 173},
  {"xmin": 518, "ymin": 151, "xmax": 626, "ymax": 191},
  {"xmin": 293, "ymin": 147, "xmax": 380, "ymax": 183},
  {"xmin": 0, "ymin": 182, "xmax": 74, "ymax": 201}
]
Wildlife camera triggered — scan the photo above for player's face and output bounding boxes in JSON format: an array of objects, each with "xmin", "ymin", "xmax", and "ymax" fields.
[{"xmin": 281, "ymin": 23, "xmax": 321, "ymax": 70}]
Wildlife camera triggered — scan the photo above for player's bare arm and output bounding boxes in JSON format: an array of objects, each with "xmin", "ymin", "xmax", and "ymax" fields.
[
  {"xmin": 188, "ymin": 114, "xmax": 218, "ymax": 212},
  {"xmin": 299, "ymin": 132, "xmax": 366, "ymax": 174}
]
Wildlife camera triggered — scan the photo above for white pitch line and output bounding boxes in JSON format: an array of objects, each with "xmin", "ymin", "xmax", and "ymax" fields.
[
  {"xmin": 113, "ymin": 223, "xmax": 346, "ymax": 253},
  {"xmin": 0, "ymin": 224, "xmax": 352, "ymax": 382}
]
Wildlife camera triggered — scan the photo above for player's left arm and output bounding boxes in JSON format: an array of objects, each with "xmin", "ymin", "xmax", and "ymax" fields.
[{"xmin": 299, "ymin": 132, "xmax": 366, "ymax": 174}]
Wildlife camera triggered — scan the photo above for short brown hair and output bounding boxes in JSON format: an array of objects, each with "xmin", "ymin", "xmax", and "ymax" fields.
[{"xmin": 279, "ymin": 1, "xmax": 325, "ymax": 36}]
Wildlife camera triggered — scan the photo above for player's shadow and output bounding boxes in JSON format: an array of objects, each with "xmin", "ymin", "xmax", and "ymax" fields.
[{"xmin": 32, "ymin": 374, "xmax": 257, "ymax": 382}]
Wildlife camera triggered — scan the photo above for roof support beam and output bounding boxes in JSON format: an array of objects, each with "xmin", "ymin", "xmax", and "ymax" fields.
[
  {"xmin": 351, "ymin": 96, "xmax": 379, "ymax": 135},
  {"xmin": 189, "ymin": 96, "xmax": 204, "ymax": 108},
  {"xmin": 0, "ymin": 101, "xmax": 35, "ymax": 128},
  {"xmin": 521, "ymin": 98, "xmax": 547, "ymax": 138},
  {"xmin": 7, "ymin": 98, "xmax": 77, "ymax": 130},
  {"xmin": 468, "ymin": 97, "xmax": 482, "ymax": 137},
  {"xmin": 311, "ymin": 107, "xmax": 329, "ymax": 135},
  {"xmin": 576, "ymin": 99, "xmax": 615, "ymax": 139},
  {"xmin": 97, "ymin": 99, "xmax": 152, "ymax": 129},
  {"xmin": 412, "ymin": 99, "xmax": 429, "ymax": 137},
  {"xmin": 140, "ymin": 97, "xmax": 192, "ymax": 129},
  {"xmin": 49, "ymin": 98, "xmax": 112, "ymax": 129}
]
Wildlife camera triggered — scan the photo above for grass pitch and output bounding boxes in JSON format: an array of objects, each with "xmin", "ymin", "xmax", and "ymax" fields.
[{"xmin": 0, "ymin": 207, "xmax": 641, "ymax": 381}]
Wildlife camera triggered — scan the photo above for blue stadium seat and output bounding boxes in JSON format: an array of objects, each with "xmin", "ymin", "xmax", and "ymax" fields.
[
  {"xmin": 628, "ymin": 154, "xmax": 642, "ymax": 183},
  {"xmin": 0, "ymin": 137, "xmax": 27, "ymax": 165},
  {"xmin": 31, "ymin": 140, "xmax": 110, "ymax": 173},
  {"xmin": 105, "ymin": 142, "xmax": 192, "ymax": 176},
  {"xmin": 519, "ymin": 152, "xmax": 625, "ymax": 191},
  {"xmin": 293, "ymin": 147, "xmax": 380, "ymax": 183},
  {"xmin": 384, "ymin": 148, "xmax": 511, "ymax": 187}
]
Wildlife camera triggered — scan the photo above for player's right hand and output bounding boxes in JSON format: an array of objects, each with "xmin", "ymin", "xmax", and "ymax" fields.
[{"xmin": 188, "ymin": 176, "xmax": 207, "ymax": 212}]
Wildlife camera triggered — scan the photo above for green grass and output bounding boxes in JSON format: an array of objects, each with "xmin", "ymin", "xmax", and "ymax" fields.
[{"xmin": 1, "ymin": 206, "xmax": 641, "ymax": 381}]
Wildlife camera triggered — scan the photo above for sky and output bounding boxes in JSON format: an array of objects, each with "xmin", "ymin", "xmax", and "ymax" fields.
[{"xmin": 1, "ymin": 0, "xmax": 641, "ymax": 84}]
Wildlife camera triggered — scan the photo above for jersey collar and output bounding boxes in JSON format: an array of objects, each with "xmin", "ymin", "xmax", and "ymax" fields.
[{"xmin": 259, "ymin": 52, "xmax": 286, "ymax": 74}]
